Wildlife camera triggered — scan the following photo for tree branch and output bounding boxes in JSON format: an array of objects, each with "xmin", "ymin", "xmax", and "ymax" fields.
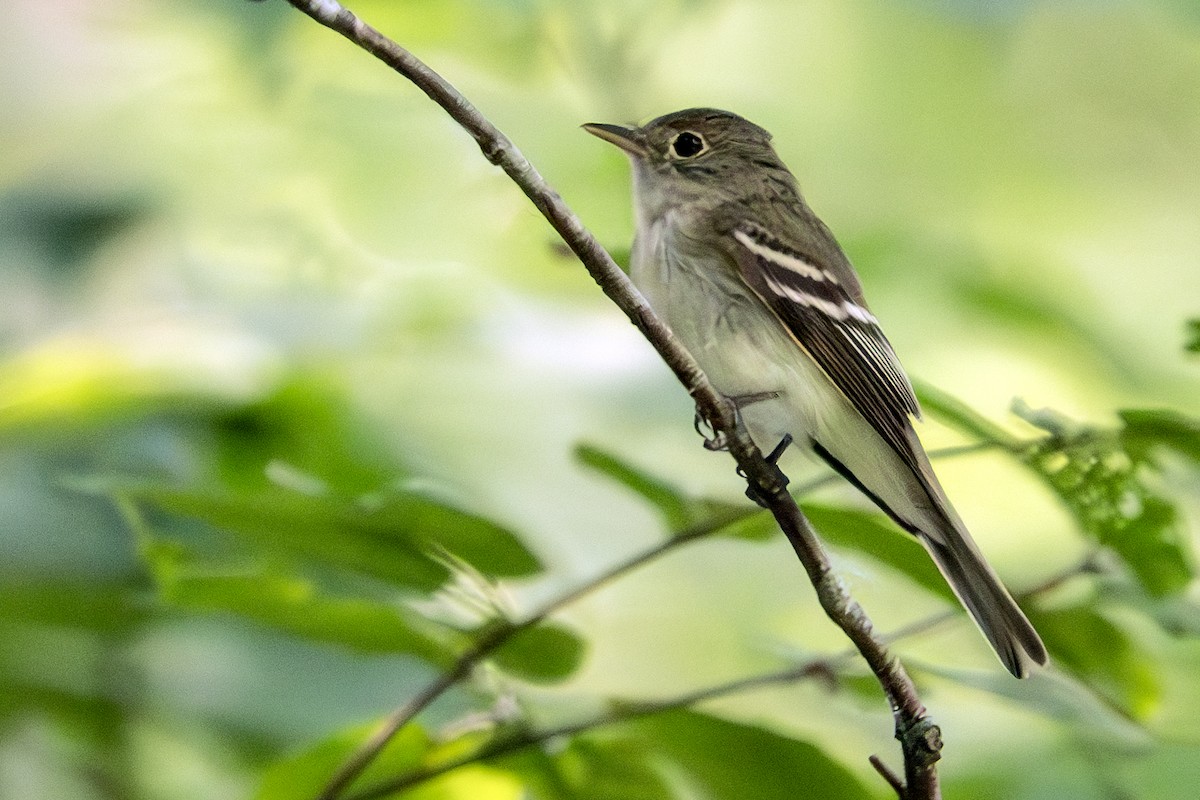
[
  {"xmin": 342, "ymin": 655, "xmax": 846, "ymax": 800},
  {"xmin": 278, "ymin": 0, "xmax": 939, "ymax": 797},
  {"xmin": 314, "ymin": 508, "xmax": 750, "ymax": 800},
  {"xmin": 318, "ymin": 439, "xmax": 1035, "ymax": 800},
  {"xmin": 340, "ymin": 554, "xmax": 1091, "ymax": 800}
]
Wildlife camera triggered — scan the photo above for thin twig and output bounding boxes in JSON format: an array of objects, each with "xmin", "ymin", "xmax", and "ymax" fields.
[
  {"xmin": 278, "ymin": 1, "xmax": 940, "ymax": 796},
  {"xmin": 318, "ymin": 440, "xmax": 1000, "ymax": 798},
  {"xmin": 315, "ymin": 508, "xmax": 751, "ymax": 800},
  {"xmin": 341, "ymin": 658, "xmax": 841, "ymax": 800},
  {"xmin": 871, "ymin": 755, "xmax": 908, "ymax": 798},
  {"xmin": 342, "ymin": 554, "xmax": 1091, "ymax": 800}
]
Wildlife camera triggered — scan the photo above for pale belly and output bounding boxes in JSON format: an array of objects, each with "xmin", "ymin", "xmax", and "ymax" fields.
[
  {"xmin": 630, "ymin": 222, "xmax": 833, "ymax": 453},
  {"xmin": 630, "ymin": 219, "xmax": 943, "ymax": 532}
]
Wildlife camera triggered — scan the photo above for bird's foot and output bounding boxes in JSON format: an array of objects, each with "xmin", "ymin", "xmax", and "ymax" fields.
[
  {"xmin": 694, "ymin": 410, "xmax": 729, "ymax": 452},
  {"xmin": 694, "ymin": 391, "xmax": 781, "ymax": 452},
  {"xmin": 741, "ymin": 433, "xmax": 793, "ymax": 508}
]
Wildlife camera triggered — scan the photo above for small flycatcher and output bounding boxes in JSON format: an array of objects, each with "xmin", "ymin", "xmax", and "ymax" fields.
[{"xmin": 585, "ymin": 108, "xmax": 1047, "ymax": 678}]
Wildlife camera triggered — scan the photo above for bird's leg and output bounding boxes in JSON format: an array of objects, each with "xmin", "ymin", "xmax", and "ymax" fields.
[
  {"xmin": 694, "ymin": 390, "xmax": 781, "ymax": 452},
  {"xmin": 764, "ymin": 432, "xmax": 794, "ymax": 465},
  {"xmin": 741, "ymin": 433, "xmax": 793, "ymax": 508}
]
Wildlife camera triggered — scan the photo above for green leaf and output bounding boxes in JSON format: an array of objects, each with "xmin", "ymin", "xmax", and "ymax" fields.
[
  {"xmin": 1105, "ymin": 497, "xmax": 1192, "ymax": 599},
  {"xmin": 915, "ymin": 382, "xmax": 1023, "ymax": 448},
  {"xmin": 921, "ymin": 663, "xmax": 1147, "ymax": 747},
  {"xmin": 146, "ymin": 552, "xmax": 457, "ymax": 665},
  {"xmin": 1012, "ymin": 408, "xmax": 1194, "ymax": 597},
  {"xmin": 0, "ymin": 578, "xmax": 146, "ymax": 633},
  {"xmin": 211, "ymin": 379, "xmax": 400, "ymax": 496},
  {"xmin": 491, "ymin": 622, "xmax": 586, "ymax": 684},
  {"xmin": 125, "ymin": 482, "xmax": 541, "ymax": 591},
  {"xmin": 575, "ymin": 443, "xmax": 695, "ymax": 531},
  {"xmin": 1186, "ymin": 318, "xmax": 1200, "ymax": 353},
  {"xmin": 1120, "ymin": 408, "xmax": 1200, "ymax": 465},
  {"xmin": 924, "ymin": 394, "xmax": 1195, "ymax": 598},
  {"xmin": 802, "ymin": 504, "xmax": 955, "ymax": 604},
  {"xmin": 0, "ymin": 680, "xmax": 124, "ymax": 734},
  {"xmin": 504, "ymin": 737, "xmax": 672, "ymax": 800},
  {"xmin": 367, "ymin": 488, "xmax": 543, "ymax": 579},
  {"xmin": 630, "ymin": 709, "xmax": 874, "ymax": 800},
  {"xmin": 256, "ymin": 722, "xmax": 431, "ymax": 800},
  {"xmin": 257, "ymin": 718, "xmax": 524, "ymax": 800},
  {"xmin": 1030, "ymin": 603, "xmax": 1160, "ymax": 721},
  {"xmin": 0, "ymin": 190, "xmax": 147, "ymax": 276},
  {"xmin": 400, "ymin": 765, "xmax": 525, "ymax": 800},
  {"xmin": 135, "ymin": 485, "xmax": 450, "ymax": 590},
  {"xmin": 714, "ymin": 509, "xmax": 779, "ymax": 542}
]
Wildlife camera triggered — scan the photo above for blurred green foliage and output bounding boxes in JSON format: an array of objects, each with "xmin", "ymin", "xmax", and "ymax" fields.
[{"xmin": 2, "ymin": 1, "xmax": 1199, "ymax": 799}]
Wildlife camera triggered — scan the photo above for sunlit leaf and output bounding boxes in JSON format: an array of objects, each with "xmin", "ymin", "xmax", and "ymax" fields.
[
  {"xmin": 504, "ymin": 737, "xmax": 672, "ymax": 800},
  {"xmin": 0, "ymin": 337, "xmax": 252, "ymax": 436},
  {"xmin": 491, "ymin": 622, "xmax": 586, "ymax": 684},
  {"xmin": 1013, "ymin": 407, "xmax": 1193, "ymax": 597},
  {"xmin": 630, "ymin": 710, "xmax": 873, "ymax": 800},
  {"xmin": 923, "ymin": 389, "xmax": 1194, "ymax": 598},
  {"xmin": 1119, "ymin": 408, "xmax": 1200, "ymax": 465},
  {"xmin": 401, "ymin": 764, "xmax": 526, "ymax": 800},
  {"xmin": 915, "ymin": 382, "xmax": 1023, "ymax": 448},
  {"xmin": 256, "ymin": 722, "xmax": 430, "ymax": 800},
  {"xmin": 258, "ymin": 722, "xmax": 523, "ymax": 800}
]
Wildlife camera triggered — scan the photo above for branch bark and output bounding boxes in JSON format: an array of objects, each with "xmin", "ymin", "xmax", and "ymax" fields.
[
  {"xmin": 340, "ymin": 555, "xmax": 1091, "ymax": 800},
  {"xmin": 278, "ymin": 1, "xmax": 941, "ymax": 797}
]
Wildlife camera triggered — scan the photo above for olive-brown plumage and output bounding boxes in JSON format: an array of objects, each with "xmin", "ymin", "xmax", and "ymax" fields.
[{"xmin": 586, "ymin": 109, "xmax": 1047, "ymax": 677}]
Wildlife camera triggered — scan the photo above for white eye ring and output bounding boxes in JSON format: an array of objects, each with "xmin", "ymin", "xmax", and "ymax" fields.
[{"xmin": 669, "ymin": 131, "xmax": 708, "ymax": 159}]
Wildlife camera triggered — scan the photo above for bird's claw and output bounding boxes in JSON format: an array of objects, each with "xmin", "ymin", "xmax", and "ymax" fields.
[
  {"xmin": 694, "ymin": 391, "xmax": 780, "ymax": 452},
  {"xmin": 741, "ymin": 434, "xmax": 794, "ymax": 508},
  {"xmin": 694, "ymin": 410, "xmax": 729, "ymax": 451}
]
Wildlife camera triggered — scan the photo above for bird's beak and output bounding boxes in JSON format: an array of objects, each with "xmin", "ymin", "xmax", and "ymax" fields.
[{"xmin": 582, "ymin": 122, "xmax": 648, "ymax": 158}]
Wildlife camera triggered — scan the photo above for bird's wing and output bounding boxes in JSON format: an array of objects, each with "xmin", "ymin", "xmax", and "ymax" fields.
[{"xmin": 725, "ymin": 219, "xmax": 923, "ymax": 474}]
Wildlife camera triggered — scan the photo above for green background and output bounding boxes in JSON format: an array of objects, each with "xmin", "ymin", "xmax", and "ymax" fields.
[{"xmin": 2, "ymin": 0, "xmax": 1198, "ymax": 798}]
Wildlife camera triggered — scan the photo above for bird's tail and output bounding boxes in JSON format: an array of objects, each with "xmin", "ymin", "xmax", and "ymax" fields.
[{"xmin": 920, "ymin": 526, "xmax": 1048, "ymax": 678}]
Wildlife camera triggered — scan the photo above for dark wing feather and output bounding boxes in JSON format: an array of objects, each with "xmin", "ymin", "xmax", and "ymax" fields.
[{"xmin": 728, "ymin": 221, "xmax": 923, "ymax": 473}]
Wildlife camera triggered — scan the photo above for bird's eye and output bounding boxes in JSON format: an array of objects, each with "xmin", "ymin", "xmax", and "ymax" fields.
[{"xmin": 670, "ymin": 131, "xmax": 706, "ymax": 158}]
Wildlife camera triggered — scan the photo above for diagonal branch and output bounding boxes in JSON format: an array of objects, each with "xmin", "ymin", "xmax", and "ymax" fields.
[
  {"xmin": 317, "ymin": 442, "xmax": 1017, "ymax": 800},
  {"xmin": 341, "ymin": 552, "xmax": 1093, "ymax": 800},
  {"xmin": 313, "ymin": 509, "xmax": 749, "ymax": 800},
  {"xmin": 342, "ymin": 654, "xmax": 857, "ymax": 800},
  {"xmin": 277, "ymin": 1, "xmax": 940, "ymax": 797}
]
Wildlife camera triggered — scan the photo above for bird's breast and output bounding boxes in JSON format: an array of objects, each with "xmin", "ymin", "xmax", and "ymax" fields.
[{"xmin": 630, "ymin": 215, "xmax": 836, "ymax": 445}]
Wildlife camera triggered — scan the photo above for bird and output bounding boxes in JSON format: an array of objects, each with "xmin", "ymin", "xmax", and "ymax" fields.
[{"xmin": 584, "ymin": 108, "xmax": 1047, "ymax": 677}]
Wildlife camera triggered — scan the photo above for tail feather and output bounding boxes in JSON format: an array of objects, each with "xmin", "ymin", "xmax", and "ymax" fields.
[
  {"xmin": 920, "ymin": 529, "xmax": 1048, "ymax": 678},
  {"xmin": 806, "ymin": 430, "xmax": 1047, "ymax": 677}
]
